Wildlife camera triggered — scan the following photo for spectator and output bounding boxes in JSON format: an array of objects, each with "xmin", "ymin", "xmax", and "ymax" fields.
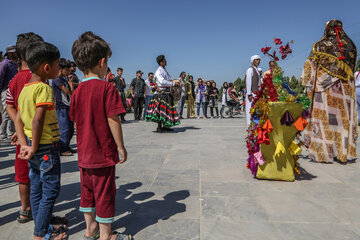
[
  {"xmin": 185, "ymin": 75, "xmax": 196, "ymax": 118},
  {"xmin": 209, "ymin": 81, "xmax": 219, "ymax": 118},
  {"xmin": 69, "ymin": 61, "xmax": 80, "ymax": 88},
  {"xmin": 70, "ymin": 31, "xmax": 129, "ymax": 240},
  {"xmin": 6, "ymin": 32, "xmax": 44, "ymax": 224},
  {"xmin": 105, "ymin": 67, "xmax": 114, "ymax": 81},
  {"xmin": 15, "ymin": 41, "xmax": 67, "ymax": 240},
  {"xmin": 0, "ymin": 45, "xmax": 18, "ymax": 139},
  {"xmin": 177, "ymin": 71, "xmax": 186, "ymax": 119},
  {"xmin": 130, "ymin": 70, "xmax": 146, "ymax": 120},
  {"xmin": 114, "ymin": 67, "xmax": 127, "ymax": 121},
  {"xmin": 52, "ymin": 58, "xmax": 75, "ymax": 156},
  {"xmin": 195, "ymin": 78, "xmax": 206, "ymax": 119},
  {"xmin": 144, "ymin": 72, "xmax": 156, "ymax": 119},
  {"xmin": 204, "ymin": 80, "xmax": 211, "ymax": 118},
  {"xmin": 220, "ymin": 82, "xmax": 228, "ymax": 118}
]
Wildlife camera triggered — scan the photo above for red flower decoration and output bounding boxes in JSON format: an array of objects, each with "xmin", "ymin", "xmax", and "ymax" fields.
[
  {"xmin": 261, "ymin": 47, "xmax": 271, "ymax": 54},
  {"xmin": 274, "ymin": 38, "xmax": 283, "ymax": 45}
]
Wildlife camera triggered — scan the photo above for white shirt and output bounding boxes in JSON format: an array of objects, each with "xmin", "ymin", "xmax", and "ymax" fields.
[
  {"xmin": 355, "ymin": 71, "xmax": 360, "ymax": 88},
  {"xmin": 145, "ymin": 79, "xmax": 154, "ymax": 96},
  {"xmin": 155, "ymin": 66, "xmax": 172, "ymax": 88},
  {"xmin": 245, "ymin": 66, "xmax": 260, "ymax": 96},
  {"xmin": 180, "ymin": 77, "xmax": 186, "ymax": 97}
]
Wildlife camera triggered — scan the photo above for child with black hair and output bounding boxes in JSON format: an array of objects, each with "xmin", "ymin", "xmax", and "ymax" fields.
[
  {"xmin": 70, "ymin": 31, "xmax": 129, "ymax": 240},
  {"xmin": 52, "ymin": 58, "xmax": 75, "ymax": 156},
  {"xmin": 14, "ymin": 41, "xmax": 67, "ymax": 240},
  {"xmin": 6, "ymin": 32, "xmax": 44, "ymax": 224}
]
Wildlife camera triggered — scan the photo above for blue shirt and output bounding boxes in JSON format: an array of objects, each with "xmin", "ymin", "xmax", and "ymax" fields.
[
  {"xmin": 52, "ymin": 76, "xmax": 71, "ymax": 109},
  {"xmin": 0, "ymin": 59, "xmax": 18, "ymax": 91}
]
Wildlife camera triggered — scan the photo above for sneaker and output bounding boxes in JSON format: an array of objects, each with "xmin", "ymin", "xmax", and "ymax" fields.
[
  {"xmin": 197, "ymin": 116, "xmax": 200, "ymax": 119},
  {"xmin": 211, "ymin": 117, "xmax": 213, "ymax": 119}
]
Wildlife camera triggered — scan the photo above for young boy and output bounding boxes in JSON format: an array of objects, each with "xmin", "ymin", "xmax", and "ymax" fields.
[
  {"xmin": 6, "ymin": 32, "xmax": 43, "ymax": 224},
  {"xmin": 52, "ymin": 58, "xmax": 74, "ymax": 156},
  {"xmin": 70, "ymin": 31, "xmax": 130, "ymax": 240},
  {"xmin": 15, "ymin": 41, "xmax": 67, "ymax": 240}
]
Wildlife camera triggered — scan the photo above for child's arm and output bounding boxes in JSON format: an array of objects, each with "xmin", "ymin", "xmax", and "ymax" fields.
[
  {"xmin": 60, "ymin": 85, "xmax": 72, "ymax": 97},
  {"xmin": 18, "ymin": 106, "xmax": 47, "ymax": 160},
  {"xmin": 14, "ymin": 111, "xmax": 27, "ymax": 148},
  {"xmin": 108, "ymin": 115, "xmax": 127, "ymax": 163}
]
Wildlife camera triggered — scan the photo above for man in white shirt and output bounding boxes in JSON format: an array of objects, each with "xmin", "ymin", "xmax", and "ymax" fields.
[
  {"xmin": 177, "ymin": 71, "xmax": 186, "ymax": 119},
  {"xmin": 245, "ymin": 55, "xmax": 261, "ymax": 126},
  {"xmin": 146, "ymin": 55, "xmax": 180, "ymax": 132},
  {"xmin": 144, "ymin": 72, "xmax": 155, "ymax": 119},
  {"xmin": 355, "ymin": 68, "xmax": 360, "ymax": 125}
]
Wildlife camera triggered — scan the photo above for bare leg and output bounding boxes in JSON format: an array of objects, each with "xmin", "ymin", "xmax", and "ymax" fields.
[
  {"xmin": 84, "ymin": 212, "xmax": 99, "ymax": 238},
  {"xmin": 19, "ymin": 183, "xmax": 31, "ymax": 215},
  {"xmin": 99, "ymin": 223, "xmax": 114, "ymax": 240}
]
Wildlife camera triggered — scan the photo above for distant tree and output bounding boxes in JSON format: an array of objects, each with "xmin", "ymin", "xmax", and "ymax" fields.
[
  {"xmin": 234, "ymin": 77, "xmax": 245, "ymax": 92},
  {"xmin": 356, "ymin": 58, "xmax": 360, "ymax": 71}
]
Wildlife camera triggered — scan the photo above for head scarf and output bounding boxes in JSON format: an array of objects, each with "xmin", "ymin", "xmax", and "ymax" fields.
[
  {"xmin": 251, "ymin": 55, "xmax": 261, "ymax": 64},
  {"xmin": 309, "ymin": 19, "xmax": 357, "ymax": 82}
]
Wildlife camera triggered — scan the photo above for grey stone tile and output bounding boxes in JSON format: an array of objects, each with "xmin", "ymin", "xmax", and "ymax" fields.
[
  {"xmin": 275, "ymin": 222, "xmax": 360, "ymax": 240},
  {"xmin": 202, "ymin": 196, "xmax": 269, "ymax": 222},
  {"xmin": 202, "ymin": 219, "xmax": 282, "ymax": 240}
]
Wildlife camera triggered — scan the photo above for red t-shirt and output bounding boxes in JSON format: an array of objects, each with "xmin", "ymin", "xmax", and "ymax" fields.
[
  {"xmin": 6, "ymin": 70, "xmax": 32, "ymax": 109},
  {"xmin": 70, "ymin": 78, "xmax": 126, "ymax": 168}
]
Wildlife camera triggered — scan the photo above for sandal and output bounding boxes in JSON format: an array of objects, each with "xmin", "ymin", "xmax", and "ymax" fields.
[
  {"xmin": 84, "ymin": 230, "xmax": 100, "ymax": 240},
  {"xmin": 112, "ymin": 231, "xmax": 132, "ymax": 240},
  {"xmin": 60, "ymin": 151, "xmax": 73, "ymax": 156},
  {"xmin": 51, "ymin": 216, "xmax": 68, "ymax": 228},
  {"xmin": 43, "ymin": 224, "xmax": 68, "ymax": 240},
  {"xmin": 17, "ymin": 209, "xmax": 32, "ymax": 223}
]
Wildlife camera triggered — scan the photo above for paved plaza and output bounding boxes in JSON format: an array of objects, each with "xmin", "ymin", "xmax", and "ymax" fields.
[{"xmin": 1, "ymin": 113, "xmax": 360, "ymax": 240}]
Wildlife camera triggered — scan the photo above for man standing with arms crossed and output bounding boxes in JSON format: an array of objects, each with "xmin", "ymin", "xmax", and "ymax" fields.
[{"xmin": 245, "ymin": 55, "xmax": 261, "ymax": 126}]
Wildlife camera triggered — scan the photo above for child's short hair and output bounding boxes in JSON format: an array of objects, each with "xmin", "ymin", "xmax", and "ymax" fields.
[
  {"xmin": 70, "ymin": 61, "xmax": 77, "ymax": 67},
  {"xmin": 16, "ymin": 32, "xmax": 44, "ymax": 62},
  {"xmin": 59, "ymin": 58, "xmax": 71, "ymax": 69},
  {"xmin": 25, "ymin": 41, "xmax": 60, "ymax": 73},
  {"xmin": 72, "ymin": 31, "xmax": 112, "ymax": 73}
]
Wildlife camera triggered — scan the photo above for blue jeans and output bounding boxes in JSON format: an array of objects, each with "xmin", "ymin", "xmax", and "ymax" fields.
[
  {"xmin": 197, "ymin": 102, "xmax": 206, "ymax": 117},
  {"xmin": 56, "ymin": 108, "xmax": 74, "ymax": 152},
  {"xmin": 144, "ymin": 95, "xmax": 153, "ymax": 118},
  {"xmin": 28, "ymin": 141, "xmax": 61, "ymax": 237}
]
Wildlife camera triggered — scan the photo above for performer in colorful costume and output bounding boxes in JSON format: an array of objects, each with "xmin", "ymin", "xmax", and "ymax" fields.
[
  {"xmin": 302, "ymin": 20, "xmax": 358, "ymax": 163},
  {"xmin": 246, "ymin": 38, "xmax": 311, "ymax": 181},
  {"xmin": 145, "ymin": 55, "xmax": 180, "ymax": 132}
]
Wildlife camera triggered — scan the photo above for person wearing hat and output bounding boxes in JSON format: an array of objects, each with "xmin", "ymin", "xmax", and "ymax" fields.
[
  {"xmin": 130, "ymin": 70, "xmax": 146, "ymax": 120},
  {"xmin": 0, "ymin": 45, "xmax": 18, "ymax": 139},
  {"xmin": 245, "ymin": 55, "xmax": 261, "ymax": 126}
]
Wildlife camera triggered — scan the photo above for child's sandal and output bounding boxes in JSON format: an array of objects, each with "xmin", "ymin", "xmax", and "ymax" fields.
[
  {"xmin": 112, "ymin": 231, "xmax": 132, "ymax": 240},
  {"xmin": 17, "ymin": 209, "xmax": 32, "ymax": 223},
  {"xmin": 84, "ymin": 230, "xmax": 100, "ymax": 240},
  {"xmin": 43, "ymin": 224, "xmax": 68, "ymax": 240}
]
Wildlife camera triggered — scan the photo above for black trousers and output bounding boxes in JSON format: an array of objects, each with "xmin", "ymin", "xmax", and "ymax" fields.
[{"xmin": 133, "ymin": 96, "xmax": 145, "ymax": 120}]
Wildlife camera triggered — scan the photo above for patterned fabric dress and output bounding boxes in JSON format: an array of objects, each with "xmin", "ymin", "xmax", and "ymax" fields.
[{"xmin": 302, "ymin": 20, "xmax": 358, "ymax": 163}]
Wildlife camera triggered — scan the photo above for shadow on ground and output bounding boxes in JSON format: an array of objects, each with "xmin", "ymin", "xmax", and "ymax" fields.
[
  {"xmin": 295, "ymin": 166, "xmax": 317, "ymax": 181},
  {"xmin": 53, "ymin": 181, "xmax": 189, "ymax": 236}
]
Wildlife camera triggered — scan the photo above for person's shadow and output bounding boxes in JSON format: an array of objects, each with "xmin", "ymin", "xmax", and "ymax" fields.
[
  {"xmin": 54, "ymin": 181, "xmax": 189, "ymax": 237},
  {"xmin": 113, "ymin": 189, "xmax": 190, "ymax": 236}
]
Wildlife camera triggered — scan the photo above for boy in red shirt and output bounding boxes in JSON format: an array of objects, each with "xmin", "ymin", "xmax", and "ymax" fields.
[
  {"xmin": 70, "ymin": 32, "xmax": 130, "ymax": 240},
  {"xmin": 6, "ymin": 32, "xmax": 43, "ymax": 223}
]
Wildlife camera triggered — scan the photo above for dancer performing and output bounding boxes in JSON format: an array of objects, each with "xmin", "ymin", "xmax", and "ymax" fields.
[
  {"xmin": 145, "ymin": 55, "xmax": 180, "ymax": 132},
  {"xmin": 245, "ymin": 55, "xmax": 261, "ymax": 126},
  {"xmin": 302, "ymin": 19, "xmax": 358, "ymax": 163}
]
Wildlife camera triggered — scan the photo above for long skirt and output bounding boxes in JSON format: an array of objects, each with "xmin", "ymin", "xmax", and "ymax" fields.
[{"xmin": 145, "ymin": 92, "xmax": 180, "ymax": 128}]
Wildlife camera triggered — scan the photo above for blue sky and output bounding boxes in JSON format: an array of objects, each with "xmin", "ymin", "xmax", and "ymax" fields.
[{"xmin": 1, "ymin": 0, "xmax": 360, "ymax": 84}]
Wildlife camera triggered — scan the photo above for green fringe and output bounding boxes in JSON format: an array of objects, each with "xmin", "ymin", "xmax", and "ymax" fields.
[{"xmin": 145, "ymin": 114, "xmax": 180, "ymax": 128}]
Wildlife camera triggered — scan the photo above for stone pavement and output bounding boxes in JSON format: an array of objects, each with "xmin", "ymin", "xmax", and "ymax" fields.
[{"xmin": 1, "ymin": 113, "xmax": 360, "ymax": 240}]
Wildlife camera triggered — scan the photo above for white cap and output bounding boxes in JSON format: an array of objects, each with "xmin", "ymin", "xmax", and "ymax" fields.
[{"xmin": 251, "ymin": 55, "xmax": 261, "ymax": 64}]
